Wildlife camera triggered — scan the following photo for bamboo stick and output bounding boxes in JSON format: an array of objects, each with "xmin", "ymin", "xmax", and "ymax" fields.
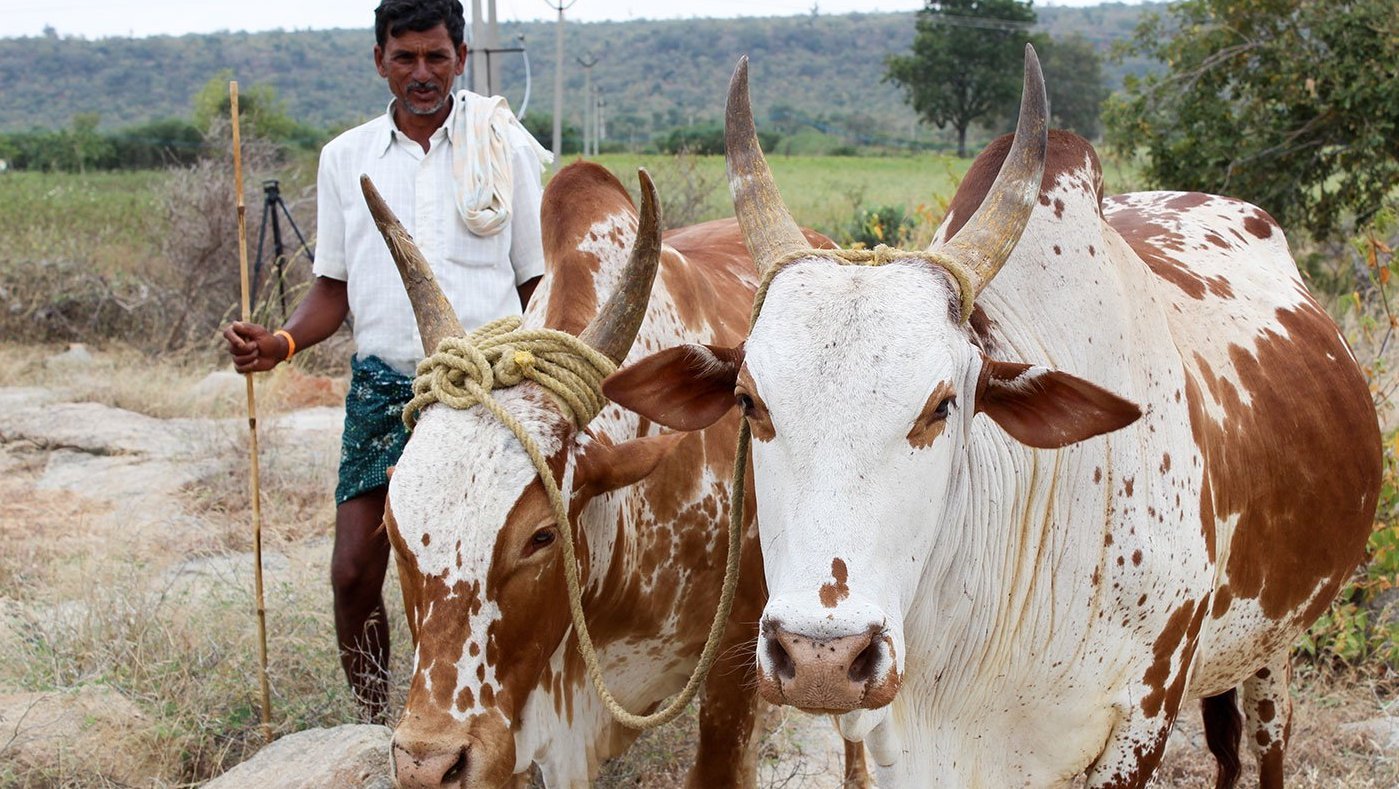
[{"xmin": 230, "ymin": 80, "xmax": 274, "ymax": 744}]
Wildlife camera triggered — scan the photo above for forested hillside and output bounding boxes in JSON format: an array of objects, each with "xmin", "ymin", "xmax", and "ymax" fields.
[{"xmin": 0, "ymin": 3, "xmax": 1160, "ymax": 143}]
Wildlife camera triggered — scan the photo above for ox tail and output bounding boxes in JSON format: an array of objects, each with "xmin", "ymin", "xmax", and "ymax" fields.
[{"xmin": 1201, "ymin": 689, "xmax": 1243, "ymax": 789}]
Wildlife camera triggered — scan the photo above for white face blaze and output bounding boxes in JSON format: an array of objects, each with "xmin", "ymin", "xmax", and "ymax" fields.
[
  {"xmin": 747, "ymin": 259, "xmax": 978, "ymax": 709},
  {"xmin": 389, "ymin": 389, "xmax": 569, "ymax": 722}
]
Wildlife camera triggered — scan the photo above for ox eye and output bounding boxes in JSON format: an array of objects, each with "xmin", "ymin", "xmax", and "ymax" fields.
[
  {"xmin": 735, "ymin": 392, "xmax": 756, "ymax": 416},
  {"xmin": 934, "ymin": 396, "xmax": 956, "ymax": 419},
  {"xmin": 524, "ymin": 527, "xmax": 556, "ymax": 556}
]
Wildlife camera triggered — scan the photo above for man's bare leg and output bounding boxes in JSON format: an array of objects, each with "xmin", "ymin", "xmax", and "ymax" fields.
[{"xmin": 331, "ymin": 487, "xmax": 391, "ymax": 723}]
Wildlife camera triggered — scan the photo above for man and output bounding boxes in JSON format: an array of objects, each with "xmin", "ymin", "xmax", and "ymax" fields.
[{"xmin": 223, "ymin": 0, "xmax": 548, "ymax": 723}]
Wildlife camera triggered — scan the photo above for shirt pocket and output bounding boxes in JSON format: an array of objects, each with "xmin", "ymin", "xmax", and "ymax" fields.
[{"xmin": 445, "ymin": 220, "xmax": 510, "ymax": 270}]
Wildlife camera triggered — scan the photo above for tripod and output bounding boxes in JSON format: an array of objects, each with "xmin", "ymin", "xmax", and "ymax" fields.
[{"xmin": 252, "ymin": 179, "xmax": 314, "ymax": 320}]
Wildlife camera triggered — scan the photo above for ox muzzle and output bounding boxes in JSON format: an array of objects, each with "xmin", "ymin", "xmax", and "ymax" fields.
[
  {"xmin": 392, "ymin": 711, "xmax": 514, "ymax": 789},
  {"xmin": 756, "ymin": 597, "xmax": 901, "ymax": 712}
]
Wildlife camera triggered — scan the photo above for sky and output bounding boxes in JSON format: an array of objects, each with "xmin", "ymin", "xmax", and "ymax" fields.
[{"xmin": 1, "ymin": 0, "xmax": 1133, "ymax": 40}]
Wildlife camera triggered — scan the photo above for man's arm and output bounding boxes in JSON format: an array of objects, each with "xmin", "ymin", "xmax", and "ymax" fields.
[
  {"xmin": 223, "ymin": 276, "xmax": 350, "ymax": 373},
  {"xmin": 507, "ymin": 141, "xmax": 547, "ymax": 313},
  {"xmin": 517, "ymin": 276, "xmax": 540, "ymax": 310}
]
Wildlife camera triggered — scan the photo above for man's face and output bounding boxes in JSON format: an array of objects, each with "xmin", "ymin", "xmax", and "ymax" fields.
[{"xmin": 374, "ymin": 23, "xmax": 466, "ymax": 118}]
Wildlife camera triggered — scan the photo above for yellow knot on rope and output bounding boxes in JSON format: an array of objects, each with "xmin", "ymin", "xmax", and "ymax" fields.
[{"xmin": 403, "ymin": 316, "xmax": 617, "ymax": 430}]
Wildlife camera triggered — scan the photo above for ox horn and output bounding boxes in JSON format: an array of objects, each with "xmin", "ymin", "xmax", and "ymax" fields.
[
  {"xmin": 725, "ymin": 56, "xmax": 810, "ymax": 276},
  {"xmin": 931, "ymin": 44, "xmax": 1049, "ymax": 297},
  {"xmin": 360, "ymin": 174, "xmax": 465, "ymax": 354},
  {"xmin": 578, "ymin": 168, "xmax": 663, "ymax": 365}
]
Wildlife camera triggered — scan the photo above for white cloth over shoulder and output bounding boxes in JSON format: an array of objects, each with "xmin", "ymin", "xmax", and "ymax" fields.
[{"xmin": 449, "ymin": 91, "xmax": 554, "ymax": 237}]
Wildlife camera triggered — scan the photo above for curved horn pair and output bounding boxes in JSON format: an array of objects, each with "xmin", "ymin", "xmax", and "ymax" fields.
[
  {"xmin": 359, "ymin": 169, "xmax": 662, "ymax": 365},
  {"xmin": 726, "ymin": 45, "xmax": 1049, "ymax": 297}
]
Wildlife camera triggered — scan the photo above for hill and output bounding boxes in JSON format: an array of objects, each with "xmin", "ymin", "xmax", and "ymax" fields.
[{"xmin": 0, "ymin": 3, "xmax": 1162, "ymax": 144}]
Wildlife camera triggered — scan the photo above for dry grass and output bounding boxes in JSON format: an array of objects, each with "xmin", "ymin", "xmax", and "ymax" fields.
[
  {"xmin": 1152, "ymin": 665, "xmax": 1399, "ymax": 787},
  {"xmin": 0, "ymin": 343, "xmax": 408, "ymax": 786},
  {"xmin": 0, "ymin": 344, "xmax": 345, "ymax": 420}
]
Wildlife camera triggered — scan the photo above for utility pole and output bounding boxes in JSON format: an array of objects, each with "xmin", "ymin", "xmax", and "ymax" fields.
[
  {"xmin": 486, "ymin": 0, "xmax": 502, "ymax": 95},
  {"xmin": 595, "ymin": 90, "xmax": 606, "ymax": 155},
  {"xmin": 577, "ymin": 53, "xmax": 598, "ymax": 157},
  {"xmin": 470, "ymin": 0, "xmax": 486, "ymax": 94},
  {"xmin": 543, "ymin": 0, "xmax": 577, "ymax": 168}
]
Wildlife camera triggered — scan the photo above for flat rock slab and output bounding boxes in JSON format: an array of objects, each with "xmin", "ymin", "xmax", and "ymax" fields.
[
  {"xmin": 0, "ymin": 401, "xmax": 210, "ymax": 458},
  {"xmin": 0, "ymin": 685, "xmax": 162, "ymax": 785},
  {"xmin": 1340, "ymin": 717, "xmax": 1399, "ymax": 751},
  {"xmin": 204, "ymin": 724, "xmax": 394, "ymax": 789}
]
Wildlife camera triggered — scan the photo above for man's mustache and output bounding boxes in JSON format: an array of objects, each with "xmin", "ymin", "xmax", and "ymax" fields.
[{"xmin": 406, "ymin": 81, "xmax": 440, "ymax": 93}]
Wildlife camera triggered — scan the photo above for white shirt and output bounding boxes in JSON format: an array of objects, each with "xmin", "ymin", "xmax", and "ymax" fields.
[{"xmin": 314, "ymin": 97, "xmax": 547, "ymax": 375}]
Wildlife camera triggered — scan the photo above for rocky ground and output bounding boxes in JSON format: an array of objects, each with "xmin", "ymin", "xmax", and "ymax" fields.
[{"xmin": 0, "ymin": 344, "xmax": 1395, "ymax": 786}]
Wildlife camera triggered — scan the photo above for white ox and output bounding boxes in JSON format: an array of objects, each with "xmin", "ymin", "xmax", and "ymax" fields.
[{"xmin": 605, "ymin": 48, "xmax": 1382, "ymax": 787}]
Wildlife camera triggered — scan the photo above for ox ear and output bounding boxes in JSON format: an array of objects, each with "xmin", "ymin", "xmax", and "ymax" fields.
[
  {"xmin": 575, "ymin": 432, "xmax": 692, "ymax": 496},
  {"xmin": 602, "ymin": 343, "xmax": 745, "ymax": 431},
  {"xmin": 977, "ymin": 358, "xmax": 1142, "ymax": 449}
]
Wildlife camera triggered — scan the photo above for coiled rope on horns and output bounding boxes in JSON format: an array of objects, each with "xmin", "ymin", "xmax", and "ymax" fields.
[{"xmin": 402, "ymin": 315, "xmax": 745, "ymax": 731}]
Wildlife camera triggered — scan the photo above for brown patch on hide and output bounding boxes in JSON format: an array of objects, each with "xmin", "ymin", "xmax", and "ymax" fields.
[
  {"xmin": 819, "ymin": 558, "xmax": 851, "ymax": 608},
  {"xmin": 1183, "ymin": 303, "xmax": 1379, "ymax": 623},
  {"xmin": 907, "ymin": 381, "xmax": 956, "ymax": 449},
  {"xmin": 1243, "ymin": 210, "xmax": 1276, "ymax": 239},
  {"xmin": 541, "ymin": 162, "xmax": 634, "ymax": 336},
  {"xmin": 943, "ymin": 129, "xmax": 1103, "ymax": 239},
  {"xmin": 1141, "ymin": 598, "xmax": 1208, "ymax": 718},
  {"xmin": 1107, "ymin": 196, "xmax": 1237, "ymax": 301}
]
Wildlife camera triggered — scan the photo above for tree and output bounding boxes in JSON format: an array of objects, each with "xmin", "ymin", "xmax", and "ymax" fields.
[
  {"xmin": 192, "ymin": 70, "xmax": 299, "ymax": 144},
  {"xmin": 1039, "ymin": 34, "xmax": 1107, "ymax": 140},
  {"xmin": 885, "ymin": 0, "xmax": 1038, "ymax": 158},
  {"xmin": 520, "ymin": 112, "xmax": 581, "ymax": 155},
  {"xmin": 1104, "ymin": 0, "xmax": 1399, "ymax": 239},
  {"xmin": 68, "ymin": 113, "xmax": 110, "ymax": 173}
]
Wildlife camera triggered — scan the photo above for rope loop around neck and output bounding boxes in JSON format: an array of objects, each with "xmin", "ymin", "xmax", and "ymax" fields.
[{"xmin": 757, "ymin": 244, "xmax": 977, "ymax": 325}]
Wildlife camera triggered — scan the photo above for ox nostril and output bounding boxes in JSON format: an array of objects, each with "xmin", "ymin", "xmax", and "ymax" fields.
[
  {"xmin": 766, "ymin": 633, "xmax": 796, "ymax": 680},
  {"xmin": 848, "ymin": 637, "xmax": 881, "ymax": 684},
  {"xmin": 441, "ymin": 746, "xmax": 469, "ymax": 784}
]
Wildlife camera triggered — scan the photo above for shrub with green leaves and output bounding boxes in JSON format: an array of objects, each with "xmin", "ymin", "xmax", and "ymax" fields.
[{"xmin": 841, "ymin": 204, "xmax": 917, "ymax": 249}]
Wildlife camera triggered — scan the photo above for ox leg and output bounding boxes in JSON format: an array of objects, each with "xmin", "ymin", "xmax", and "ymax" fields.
[
  {"xmin": 842, "ymin": 739, "xmax": 871, "ymax": 788},
  {"xmin": 1241, "ymin": 658, "xmax": 1292, "ymax": 789},
  {"xmin": 1083, "ymin": 703, "xmax": 1181, "ymax": 789},
  {"xmin": 685, "ymin": 615, "xmax": 763, "ymax": 787},
  {"xmin": 1200, "ymin": 688, "xmax": 1243, "ymax": 789},
  {"xmin": 685, "ymin": 535, "xmax": 768, "ymax": 789}
]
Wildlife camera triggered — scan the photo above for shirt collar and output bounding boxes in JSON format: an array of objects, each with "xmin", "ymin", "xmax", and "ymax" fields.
[{"xmin": 378, "ymin": 94, "xmax": 461, "ymax": 158}]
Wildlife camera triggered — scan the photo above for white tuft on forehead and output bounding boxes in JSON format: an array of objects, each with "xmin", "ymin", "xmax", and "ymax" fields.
[
  {"xmin": 389, "ymin": 387, "xmax": 569, "ymax": 581},
  {"xmin": 749, "ymin": 260, "xmax": 966, "ymax": 398}
]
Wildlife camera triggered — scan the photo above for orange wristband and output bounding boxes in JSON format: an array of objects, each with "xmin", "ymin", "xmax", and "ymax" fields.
[{"xmin": 273, "ymin": 329, "xmax": 296, "ymax": 361}]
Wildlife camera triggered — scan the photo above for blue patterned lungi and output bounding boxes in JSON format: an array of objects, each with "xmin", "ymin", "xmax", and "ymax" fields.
[{"xmin": 335, "ymin": 355, "xmax": 414, "ymax": 505}]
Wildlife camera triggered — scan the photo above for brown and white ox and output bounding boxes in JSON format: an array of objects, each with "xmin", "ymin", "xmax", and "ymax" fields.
[
  {"xmin": 605, "ymin": 49, "xmax": 1382, "ymax": 787},
  {"xmin": 367, "ymin": 162, "xmax": 841, "ymax": 788}
]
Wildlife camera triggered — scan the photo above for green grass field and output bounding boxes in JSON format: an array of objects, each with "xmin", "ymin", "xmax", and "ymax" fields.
[
  {"xmin": 589, "ymin": 151, "xmax": 973, "ymax": 243},
  {"xmin": 0, "ymin": 169, "xmax": 168, "ymax": 271}
]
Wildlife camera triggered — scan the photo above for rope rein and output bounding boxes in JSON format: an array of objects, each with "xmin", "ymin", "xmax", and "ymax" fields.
[{"xmin": 404, "ymin": 316, "xmax": 745, "ymax": 730}]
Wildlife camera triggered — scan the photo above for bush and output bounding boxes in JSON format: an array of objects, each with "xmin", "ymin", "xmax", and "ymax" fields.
[
  {"xmin": 657, "ymin": 123, "xmax": 779, "ymax": 156},
  {"xmin": 840, "ymin": 204, "xmax": 917, "ymax": 249},
  {"xmin": 643, "ymin": 150, "xmax": 722, "ymax": 230}
]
